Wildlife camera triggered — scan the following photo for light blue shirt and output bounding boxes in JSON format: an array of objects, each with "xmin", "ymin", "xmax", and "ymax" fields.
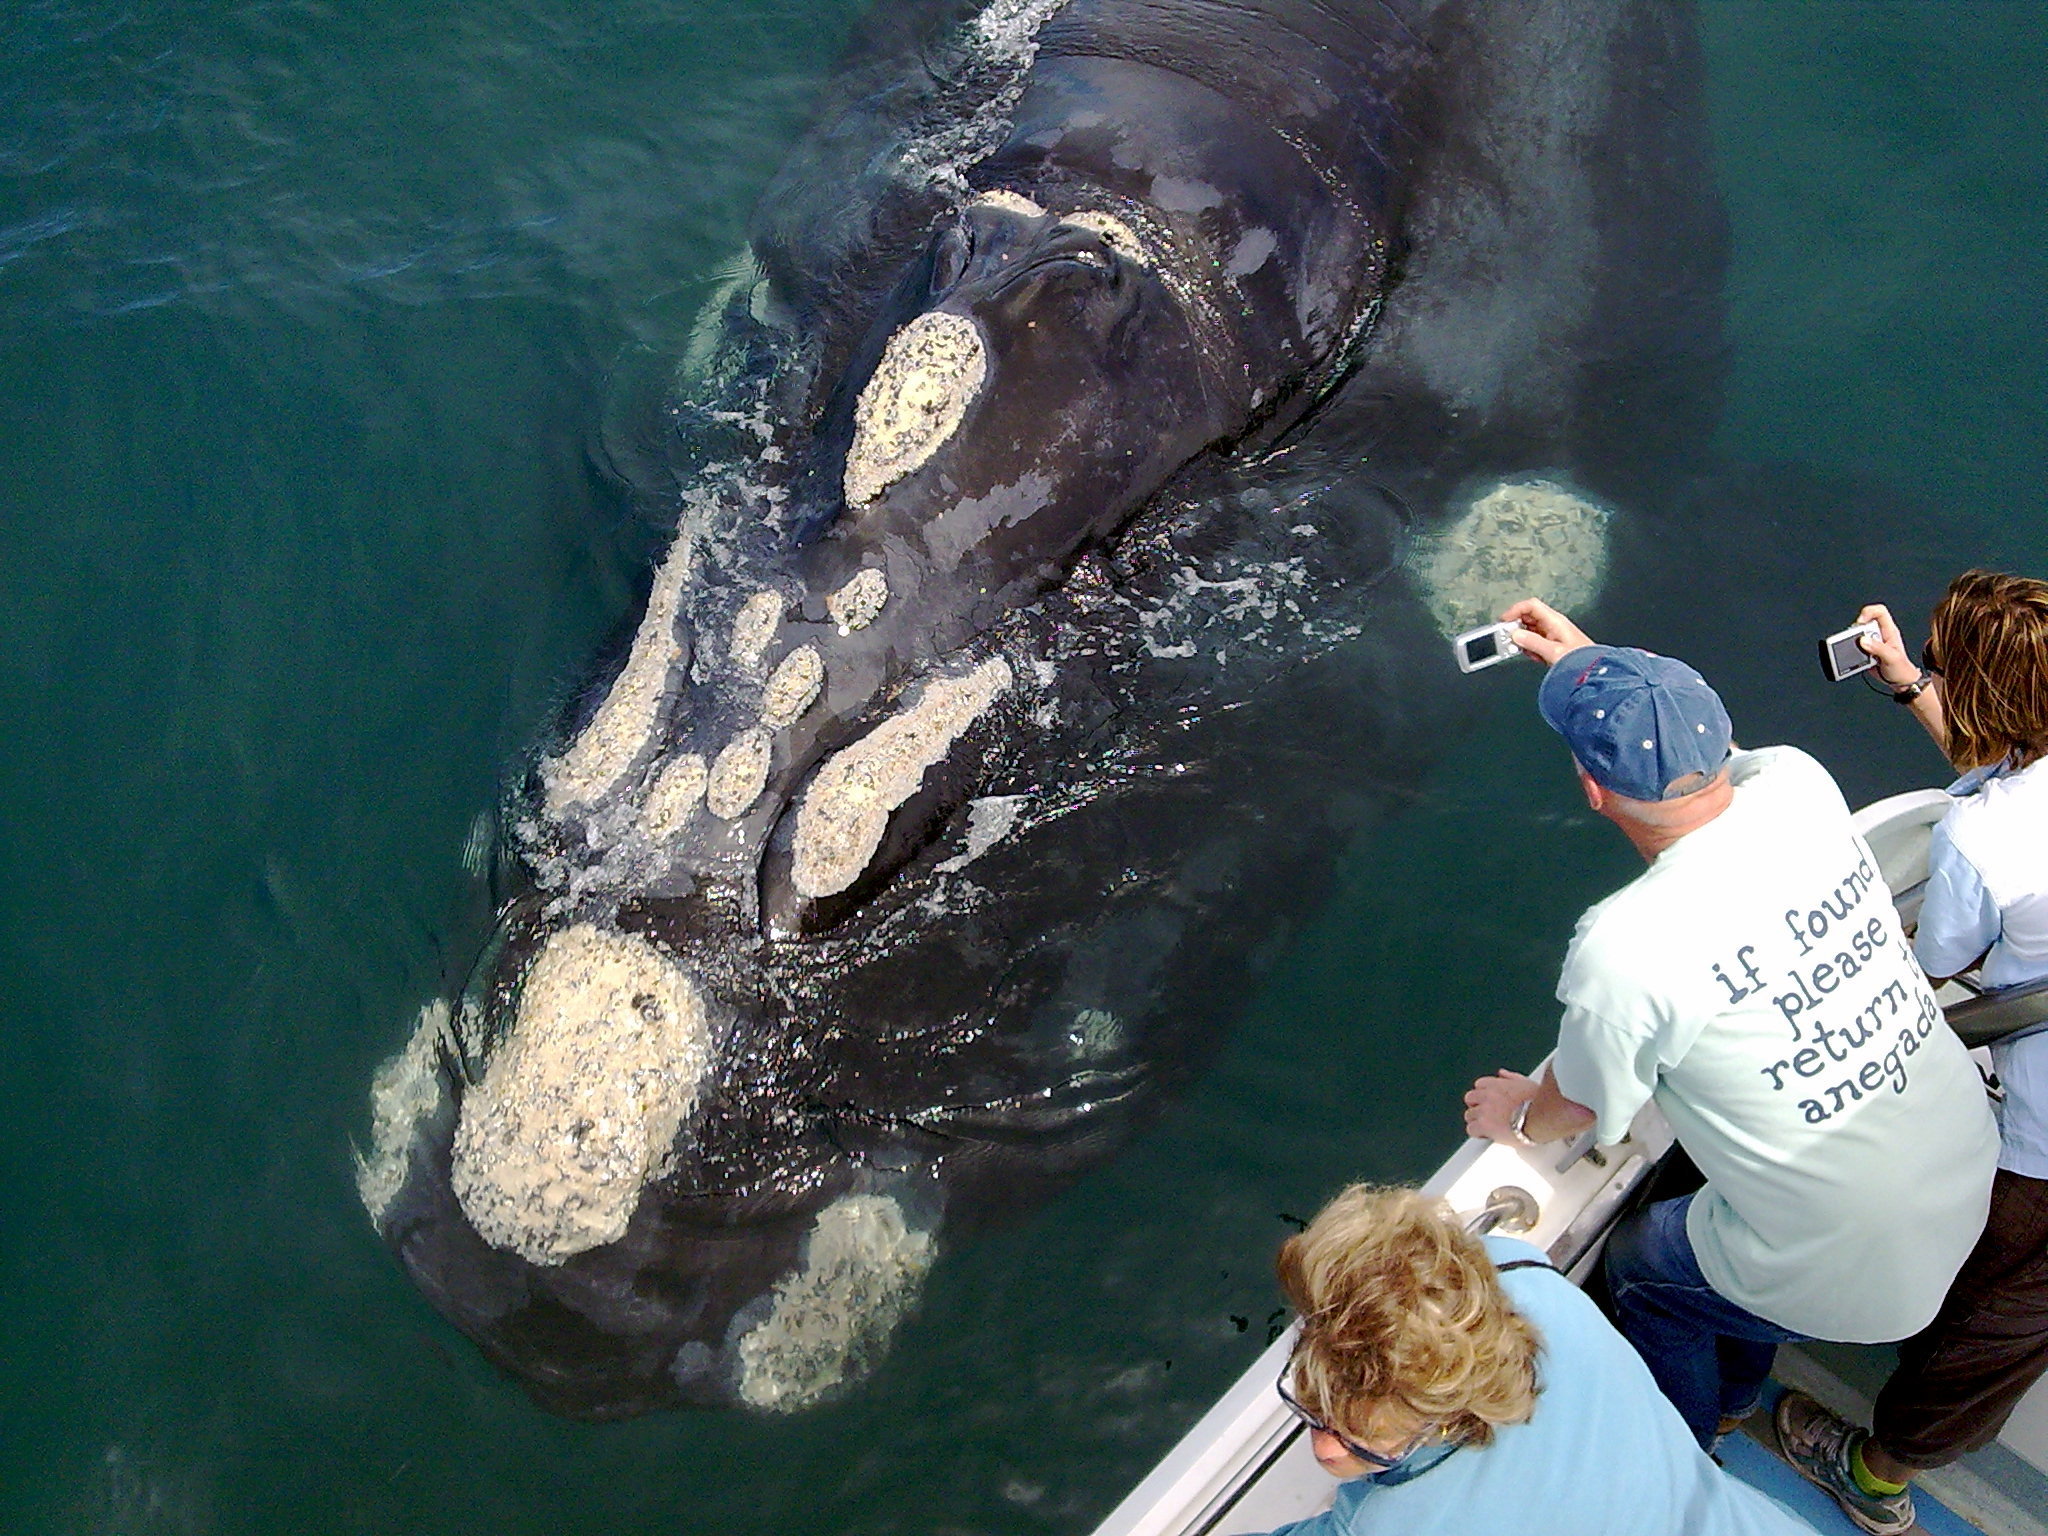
[
  {"xmin": 1915, "ymin": 766, "xmax": 2048, "ymax": 1179},
  {"xmin": 1915, "ymin": 800, "xmax": 2006, "ymax": 985},
  {"xmin": 1260, "ymin": 1238, "xmax": 1822, "ymax": 1536}
]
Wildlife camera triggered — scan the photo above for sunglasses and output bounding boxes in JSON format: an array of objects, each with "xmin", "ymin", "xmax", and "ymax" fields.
[
  {"xmin": 1275, "ymin": 1370, "xmax": 1443, "ymax": 1471},
  {"xmin": 1920, "ymin": 639, "xmax": 1943, "ymax": 677}
]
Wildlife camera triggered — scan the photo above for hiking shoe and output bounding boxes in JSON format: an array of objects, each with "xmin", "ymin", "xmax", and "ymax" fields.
[{"xmin": 1773, "ymin": 1391, "xmax": 1916, "ymax": 1536}]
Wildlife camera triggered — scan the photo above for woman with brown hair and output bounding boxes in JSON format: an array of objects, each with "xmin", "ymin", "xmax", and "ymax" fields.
[
  {"xmin": 1778, "ymin": 570, "xmax": 2048, "ymax": 1534},
  {"xmin": 1257, "ymin": 1185, "xmax": 1815, "ymax": 1535}
]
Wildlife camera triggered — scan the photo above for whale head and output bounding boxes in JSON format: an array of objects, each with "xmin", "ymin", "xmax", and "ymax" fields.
[{"xmin": 361, "ymin": 109, "xmax": 1387, "ymax": 1424}]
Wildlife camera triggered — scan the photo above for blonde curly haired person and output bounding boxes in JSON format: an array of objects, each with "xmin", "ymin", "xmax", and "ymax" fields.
[{"xmin": 1254, "ymin": 1186, "xmax": 1821, "ymax": 1536}]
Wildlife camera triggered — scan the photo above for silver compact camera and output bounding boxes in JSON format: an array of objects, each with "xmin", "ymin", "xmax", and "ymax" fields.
[
  {"xmin": 1818, "ymin": 620, "xmax": 1880, "ymax": 683},
  {"xmin": 1452, "ymin": 620, "xmax": 1527, "ymax": 674}
]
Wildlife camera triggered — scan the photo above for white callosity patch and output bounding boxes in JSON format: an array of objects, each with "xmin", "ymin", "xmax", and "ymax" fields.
[
  {"xmin": 1065, "ymin": 209, "xmax": 1149, "ymax": 265},
  {"xmin": 760, "ymin": 645, "xmax": 824, "ymax": 730},
  {"xmin": 643, "ymin": 753, "xmax": 708, "ymax": 841},
  {"xmin": 354, "ymin": 999, "xmax": 453, "ymax": 1229},
  {"xmin": 706, "ymin": 727, "xmax": 774, "ymax": 820},
  {"xmin": 935, "ymin": 793, "xmax": 1030, "ymax": 873},
  {"xmin": 827, "ymin": 568, "xmax": 888, "ymax": 634},
  {"xmin": 543, "ymin": 537, "xmax": 694, "ymax": 814},
  {"xmin": 1411, "ymin": 479, "xmax": 1611, "ymax": 636},
  {"xmin": 1135, "ymin": 553, "xmax": 1331, "ymax": 663},
  {"xmin": 973, "ymin": 188, "xmax": 1046, "ymax": 218},
  {"xmin": 791, "ymin": 658, "xmax": 1012, "ymax": 898},
  {"xmin": 735, "ymin": 1194, "xmax": 936, "ymax": 1411},
  {"xmin": 843, "ymin": 312, "xmax": 988, "ymax": 507},
  {"xmin": 729, "ymin": 589, "xmax": 784, "ymax": 671},
  {"xmin": 449, "ymin": 924, "xmax": 711, "ymax": 1265}
]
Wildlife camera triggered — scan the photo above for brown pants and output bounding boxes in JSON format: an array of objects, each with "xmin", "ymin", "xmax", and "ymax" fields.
[{"xmin": 1873, "ymin": 1168, "xmax": 2048, "ymax": 1469}]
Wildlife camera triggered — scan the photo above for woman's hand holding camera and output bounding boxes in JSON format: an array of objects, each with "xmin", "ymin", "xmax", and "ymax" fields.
[
  {"xmin": 1855, "ymin": 599, "xmax": 1947, "ymax": 748},
  {"xmin": 1855, "ymin": 603, "xmax": 1922, "ymax": 689}
]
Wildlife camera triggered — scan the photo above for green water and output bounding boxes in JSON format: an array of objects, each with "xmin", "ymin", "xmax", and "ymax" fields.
[{"xmin": 1, "ymin": 3, "xmax": 2042, "ymax": 1531}]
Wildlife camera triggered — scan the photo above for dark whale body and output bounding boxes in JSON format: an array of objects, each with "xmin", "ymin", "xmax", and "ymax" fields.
[{"xmin": 362, "ymin": 0, "xmax": 1724, "ymax": 1417}]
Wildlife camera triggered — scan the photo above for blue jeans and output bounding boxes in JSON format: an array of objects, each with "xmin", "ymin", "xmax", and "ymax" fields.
[{"xmin": 1604, "ymin": 1194, "xmax": 1809, "ymax": 1448}]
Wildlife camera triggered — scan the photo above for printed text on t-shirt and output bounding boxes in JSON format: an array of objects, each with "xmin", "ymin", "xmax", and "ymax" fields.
[{"xmin": 1707, "ymin": 844, "xmax": 1945, "ymax": 1124}]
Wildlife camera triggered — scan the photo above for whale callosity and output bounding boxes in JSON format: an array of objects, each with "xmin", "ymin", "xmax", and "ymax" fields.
[
  {"xmin": 760, "ymin": 645, "xmax": 825, "ymax": 730},
  {"xmin": 449, "ymin": 924, "xmax": 711, "ymax": 1266},
  {"xmin": 827, "ymin": 568, "xmax": 889, "ymax": 633},
  {"xmin": 729, "ymin": 589, "xmax": 784, "ymax": 671},
  {"xmin": 843, "ymin": 312, "xmax": 989, "ymax": 508},
  {"xmin": 643, "ymin": 752, "xmax": 709, "ymax": 840},
  {"xmin": 790, "ymin": 658, "xmax": 1013, "ymax": 899},
  {"xmin": 1412, "ymin": 479, "xmax": 1612, "ymax": 637},
  {"xmin": 707, "ymin": 727, "xmax": 775, "ymax": 820},
  {"xmin": 542, "ymin": 541, "xmax": 695, "ymax": 813}
]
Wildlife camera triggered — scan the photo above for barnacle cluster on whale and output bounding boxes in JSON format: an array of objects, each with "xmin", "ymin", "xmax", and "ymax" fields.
[{"xmin": 449, "ymin": 923, "xmax": 714, "ymax": 1265}]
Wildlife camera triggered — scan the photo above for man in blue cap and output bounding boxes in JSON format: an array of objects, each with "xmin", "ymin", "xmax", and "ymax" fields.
[{"xmin": 1462, "ymin": 599, "xmax": 1998, "ymax": 1477}]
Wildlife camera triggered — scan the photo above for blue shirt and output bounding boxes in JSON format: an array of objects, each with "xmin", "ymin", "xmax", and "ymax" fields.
[
  {"xmin": 1261, "ymin": 1238, "xmax": 1821, "ymax": 1536},
  {"xmin": 1915, "ymin": 762, "xmax": 2048, "ymax": 1178}
]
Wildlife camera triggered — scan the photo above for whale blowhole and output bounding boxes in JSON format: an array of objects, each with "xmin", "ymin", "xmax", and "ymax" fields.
[{"xmin": 1065, "ymin": 209, "xmax": 1149, "ymax": 265}]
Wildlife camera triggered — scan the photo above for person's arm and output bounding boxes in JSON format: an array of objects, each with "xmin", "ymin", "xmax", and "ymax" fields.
[
  {"xmin": 1464, "ymin": 1065, "xmax": 1596, "ymax": 1146},
  {"xmin": 1856, "ymin": 602, "xmax": 1947, "ymax": 753},
  {"xmin": 1498, "ymin": 597, "xmax": 1595, "ymax": 666},
  {"xmin": 1915, "ymin": 820, "xmax": 2000, "ymax": 982}
]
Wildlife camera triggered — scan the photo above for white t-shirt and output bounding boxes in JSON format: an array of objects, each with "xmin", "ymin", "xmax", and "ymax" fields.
[{"xmin": 1551, "ymin": 746, "xmax": 1999, "ymax": 1342}]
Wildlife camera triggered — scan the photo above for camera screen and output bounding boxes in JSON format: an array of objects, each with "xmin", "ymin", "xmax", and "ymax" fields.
[
  {"xmin": 1462, "ymin": 632, "xmax": 1502, "ymax": 665},
  {"xmin": 1828, "ymin": 633, "xmax": 1871, "ymax": 678}
]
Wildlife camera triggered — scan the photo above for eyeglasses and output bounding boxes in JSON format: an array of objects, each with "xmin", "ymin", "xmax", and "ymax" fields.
[{"xmin": 1275, "ymin": 1369, "xmax": 1443, "ymax": 1471}]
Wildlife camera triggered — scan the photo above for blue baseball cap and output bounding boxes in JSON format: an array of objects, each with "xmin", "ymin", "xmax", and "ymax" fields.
[{"xmin": 1537, "ymin": 646, "xmax": 1732, "ymax": 802}]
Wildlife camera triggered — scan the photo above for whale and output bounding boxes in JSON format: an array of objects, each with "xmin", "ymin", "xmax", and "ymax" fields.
[{"xmin": 356, "ymin": 0, "xmax": 1726, "ymax": 1417}]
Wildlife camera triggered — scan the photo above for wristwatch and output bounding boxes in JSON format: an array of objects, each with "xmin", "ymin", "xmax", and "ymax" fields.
[
  {"xmin": 1508, "ymin": 1096, "xmax": 1536, "ymax": 1146},
  {"xmin": 1890, "ymin": 672, "xmax": 1933, "ymax": 705}
]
